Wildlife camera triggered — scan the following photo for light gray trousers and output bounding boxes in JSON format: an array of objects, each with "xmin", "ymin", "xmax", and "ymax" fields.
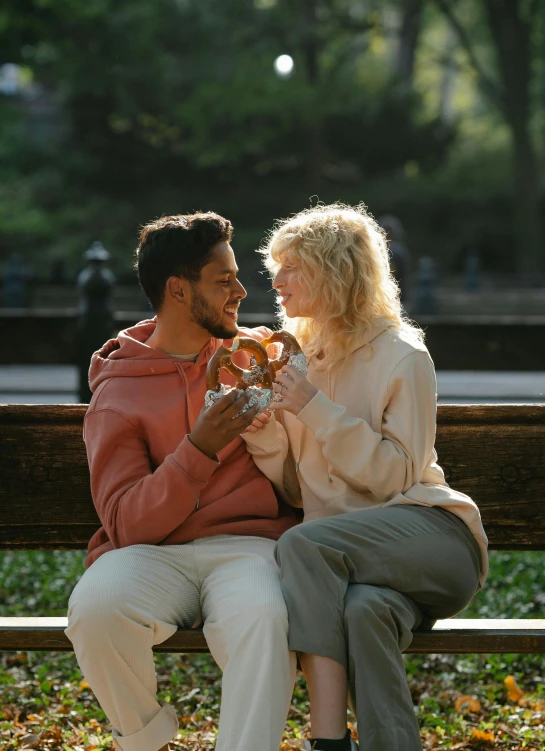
[
  {"xmin": 66, "ymin": 535, "xmax": 296, "ymax": 751},
  {"xmin": 275, "ymin": 505, "xmax": 482, "ymax": 751}
]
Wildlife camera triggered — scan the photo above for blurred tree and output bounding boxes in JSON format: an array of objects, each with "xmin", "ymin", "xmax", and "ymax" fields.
[
  {"xmin": 0, "ymin": 0, "xmax": 541, "ymax": 278},
  {"xmin": 435, "ymin": 0, "xmax": 543, "ymax": 274},
  {"xmin": 396, "ymin": 0, "xmax": 425, "ymax": 90},
  {"xmin": 0, "ymin": 1, "xmax": 449, "ymax": 237}
]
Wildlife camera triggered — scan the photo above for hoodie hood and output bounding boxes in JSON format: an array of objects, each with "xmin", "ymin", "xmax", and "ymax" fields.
[
  {"xmin": 88, "ymin": 317, "xmax": 219, "ymax": 393},
  {"xmin": 348, "ymin": 318, "xmax": 393, "ymax": 354}
]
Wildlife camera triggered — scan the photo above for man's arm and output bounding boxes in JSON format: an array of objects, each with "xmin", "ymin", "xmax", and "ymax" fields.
[{"xmin": 84, "ymin": 391, "xmax": 260, "ymax": 549}]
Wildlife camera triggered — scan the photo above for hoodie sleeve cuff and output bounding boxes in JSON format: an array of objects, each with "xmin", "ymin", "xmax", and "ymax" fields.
[
  {"xmin": 169, "ymin": 435, "xmax": 219, "ymax": 483},
  {"xmin": 296, "ymin": 390, "xmax": 345, "ymax": 435},
  {"xmin": 241, "ymin": 415, "xmax": 285, "ymax": 454}
]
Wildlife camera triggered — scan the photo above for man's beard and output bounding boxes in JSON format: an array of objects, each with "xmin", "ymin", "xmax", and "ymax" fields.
[{"xmin": 189, "ymin": 285, "xmax": 238, "ymax": 340}]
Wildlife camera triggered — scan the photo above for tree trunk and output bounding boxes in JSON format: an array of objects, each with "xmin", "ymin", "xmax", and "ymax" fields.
[
  {"xmin": 485, "ymin": 0, "xmax": 542, "ymax": 275},
  {"xmin": 439, "ymin": 28, "xmax": 457, "ymax": 124},
  {"xmin": 396, "ymin": 0, "xmax": 424, "ymax": 89},
  {"xmin": 303, "ymin": 0, "xmax": 324, "ymax": 190}
]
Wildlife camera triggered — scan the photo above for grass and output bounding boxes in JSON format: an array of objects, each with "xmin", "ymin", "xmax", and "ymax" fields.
[{"xmin": 1, "ymin": 549, "xmax": 545, "ymax": 750}]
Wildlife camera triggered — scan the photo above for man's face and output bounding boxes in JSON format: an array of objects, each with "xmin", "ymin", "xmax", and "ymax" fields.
[{"xmin": 188, "ymin": 241, "xmax": 246, "ymax": 339}]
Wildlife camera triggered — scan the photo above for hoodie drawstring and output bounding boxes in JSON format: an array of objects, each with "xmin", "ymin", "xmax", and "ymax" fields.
[{"xmin": 176, "ymin": 364, "xmax": 197, "ymax": 429}]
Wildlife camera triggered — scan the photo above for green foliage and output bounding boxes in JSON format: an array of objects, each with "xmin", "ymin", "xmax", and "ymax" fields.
[
  {"xmin": 1, "ymin": 548, "xmax": 545, "ymax": 748},
  {"xmin": 0, "ymin": 550, "xmax": 86, "ymax": 616},
  {"xmin": 2, "ymin": 0, "xmax": 537, "ymax": 277}
]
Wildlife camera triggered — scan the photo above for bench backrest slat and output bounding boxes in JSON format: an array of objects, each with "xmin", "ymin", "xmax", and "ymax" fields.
[{"xmin": 1, "ymin": 404, "xmax": 544, "ymax": 550}]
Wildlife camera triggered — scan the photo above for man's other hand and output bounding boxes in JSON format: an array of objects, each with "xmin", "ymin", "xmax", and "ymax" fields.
[{"xmin": 189, "ymin": 390, "xmax": 261, "ymax": 458}]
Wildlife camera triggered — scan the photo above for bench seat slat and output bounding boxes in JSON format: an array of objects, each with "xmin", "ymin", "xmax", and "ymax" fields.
[{"xmin": 2, "ymin": 618, "xmax": 545, "ymax": 655}]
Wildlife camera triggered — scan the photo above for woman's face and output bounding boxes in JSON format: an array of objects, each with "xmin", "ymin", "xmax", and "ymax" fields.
[{"xmin": 272, "ymin": 258, "xmax": 312, "ymax": 318}]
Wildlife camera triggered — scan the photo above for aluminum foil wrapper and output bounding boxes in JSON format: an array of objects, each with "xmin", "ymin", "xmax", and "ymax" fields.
[
  {"xmin": 204, "ymin": 384, "xmax": 273, "ymax": 415},
  {"xmin": 241, "ymin": 365, "xmax": 268, "ymax": 386},
  {"xmin": 271, "ymin": 352, "xmax": 307, "ymax": 402},
  {"xmin": 244, "ymin": 387, "xmax": 274, "ymax": 412},
  {"xmin": 204, "ymin": 382, "xmax": 234, "ymax": 408},
  {"xmin": 288, "ymin": 351, "xmax": 308, "ymax": 376}
]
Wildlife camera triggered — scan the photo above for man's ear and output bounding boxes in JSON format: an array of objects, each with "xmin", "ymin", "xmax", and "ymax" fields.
[{"xmin": 166, "ymin": 276, "xmax": 188, "ymax": 304}]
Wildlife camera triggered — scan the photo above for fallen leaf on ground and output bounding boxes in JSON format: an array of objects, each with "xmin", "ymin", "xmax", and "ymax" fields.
[
  {"xmin": 470, "ymin": 727, "xmax": 495, "ymax": 744},
  {"xmin": 18, "ymin": 734, "xmax": 40, "ymax": 749},
  {"xmin": 2, "ymin": 704, "xmax": 20, "ymax": 721},
  {"xmin": 454, "ymin": 694, "xmax": 482, "ymax": 714},
  {"xmin": 504, "ymin": 674, "xmax": 525, "ymax": 703}
]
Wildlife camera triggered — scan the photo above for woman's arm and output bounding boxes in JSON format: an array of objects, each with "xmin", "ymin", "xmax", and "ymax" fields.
[
  {"xmin": 241, "ymin": 413, "xmax": 301, "ymax": 506},
  {"xmin": 291, "ymin": 351, "xmax": 438, "ymax": 502}
]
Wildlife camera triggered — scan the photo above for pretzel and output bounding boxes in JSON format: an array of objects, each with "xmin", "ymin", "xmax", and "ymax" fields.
[
  {"xmin": 204, "ymin": 337, "xmax": 274, "ymax": 412},
  {"xmin": 261, "ymin": 331, "xmax": 307, "ymax": 379}
]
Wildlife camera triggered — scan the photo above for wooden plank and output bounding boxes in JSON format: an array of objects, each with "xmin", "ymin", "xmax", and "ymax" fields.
[
  {"xmin": 1, "ymin": 404, "xmax": 544, "ymax": 549},
  {"xmin": 409, "ymin": 619, "xmax": 545, "ymax": 654},
  {"xmin": 0, "ymin": 618, "xmax": 207, "ymax": 653},
  {"xmin": 2, "ymin": 618, "xmax": 545, "ymax": 654}
]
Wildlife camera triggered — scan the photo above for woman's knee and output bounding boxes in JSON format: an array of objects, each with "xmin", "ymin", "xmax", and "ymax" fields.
[
  {"xmin": 344, "ymin": 585, "xmax": 419, "ymax": 652},
  {"xmin": 344, "ymin": 585, "xmax": 389, "ymax": 626},
  {"xmin": 275, "ymin": 520, "xmax": 332, "ymax": 566}
]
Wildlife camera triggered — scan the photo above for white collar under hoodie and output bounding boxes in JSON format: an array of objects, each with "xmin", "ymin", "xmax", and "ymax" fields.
[{"xmin": 244, "ymin": 321, "xmax": 489, "ymax": 587}]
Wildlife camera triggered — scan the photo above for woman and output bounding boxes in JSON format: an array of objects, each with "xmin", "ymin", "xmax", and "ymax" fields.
[{"xmin": 243, "ymin": 203, "xmax": 488, "ymax": 751}]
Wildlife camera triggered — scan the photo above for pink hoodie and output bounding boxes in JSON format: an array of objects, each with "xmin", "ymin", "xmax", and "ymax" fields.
[{"xmin": 83, "ymin": 318, "xmax": 296, "ymax": 568}]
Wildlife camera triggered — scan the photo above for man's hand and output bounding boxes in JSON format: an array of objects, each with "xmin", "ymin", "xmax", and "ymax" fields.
[{"xmin": 189, "ymin": 390, "xmax": 262, "ymax": 458}]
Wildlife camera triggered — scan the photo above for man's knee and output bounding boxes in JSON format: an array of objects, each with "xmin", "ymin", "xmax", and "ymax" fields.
[
  {"xmin": 67, "ymin": 579, "xmax": 137, "ymax": 644},
  {"xmin": 240, "ymin": 593, "xmax": 289, "ymax": 637},
  {"xmin": 208, "ymin": 594, "xmax": 289, "ymax": 650},
  {"xmin": 204, "ymin": 595, "xmax": 289, "ymax": 671}
]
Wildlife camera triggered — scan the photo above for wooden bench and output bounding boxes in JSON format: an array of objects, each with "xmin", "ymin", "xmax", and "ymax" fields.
[{"xmin": 1, "ymin": 403, "xmax": 545, "ymax": 655}]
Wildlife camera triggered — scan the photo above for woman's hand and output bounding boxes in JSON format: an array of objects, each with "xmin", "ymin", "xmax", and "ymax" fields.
[
  {"xmin": 243, "ymin": 409, "xmax": 272, "ymax": 434},
  {"xmin": 270, "ymin": 364, "xmax": 318, "ymax": 416}
]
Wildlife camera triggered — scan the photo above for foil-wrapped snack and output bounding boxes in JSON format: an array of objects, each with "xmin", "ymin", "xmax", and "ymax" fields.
[
  {"xmin": 286, "ymin": 350, "xmax": 308, "ymax": 377},
  {"xmin": 204, "ymin": 384, "xmax": 274, "ymax": 414},
  {"xmin": 205, "ymin": 338, "xmax": 274, "ymax": 416},
  {"xmin": 261, "ymin": 331, "xmax": 308, "ymax": 378},
  {"xmin": 204, "ymin": 331, "xmax": 307, "ymax": 414}
]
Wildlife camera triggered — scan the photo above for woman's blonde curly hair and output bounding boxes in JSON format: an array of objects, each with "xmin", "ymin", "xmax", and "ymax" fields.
[{"xmin": 260, "ymin": 202, "xmax": 423, "ymax": 370}]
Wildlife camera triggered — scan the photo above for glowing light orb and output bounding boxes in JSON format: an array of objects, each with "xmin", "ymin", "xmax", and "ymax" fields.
[{"xmin": 274, "ymin": 54, "xmax": 294, "ymax": 79}]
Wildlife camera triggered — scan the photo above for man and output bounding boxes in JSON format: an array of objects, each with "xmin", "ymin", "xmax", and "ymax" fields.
[{"xmin": 65, "ymin": 213, "xmax": 297, "ymax": 751}]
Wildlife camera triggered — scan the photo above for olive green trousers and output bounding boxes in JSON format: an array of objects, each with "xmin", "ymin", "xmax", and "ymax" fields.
[{"xmin": 275, "ymin": 505, "xmax": 483, "ymax": 751}]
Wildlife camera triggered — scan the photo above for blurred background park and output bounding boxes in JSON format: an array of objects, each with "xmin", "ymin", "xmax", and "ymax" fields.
[
  {"xmin": 1, "ymin": 0, "xmax": 545, "ymax": 401},
  {"xmin": 1, "ymin": 1, "xmax": 545, "ymax": 750}
]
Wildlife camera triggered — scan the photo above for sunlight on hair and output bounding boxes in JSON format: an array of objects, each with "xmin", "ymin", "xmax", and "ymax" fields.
[{"xmin": 259, "ymin": 202, "xmax": 423, "ymax": 370}]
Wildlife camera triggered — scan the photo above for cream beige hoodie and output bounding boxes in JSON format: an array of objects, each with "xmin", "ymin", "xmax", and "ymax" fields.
[{"xmin": 244, "ymin": 321, "xmax": 489, "ymax": 586}]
